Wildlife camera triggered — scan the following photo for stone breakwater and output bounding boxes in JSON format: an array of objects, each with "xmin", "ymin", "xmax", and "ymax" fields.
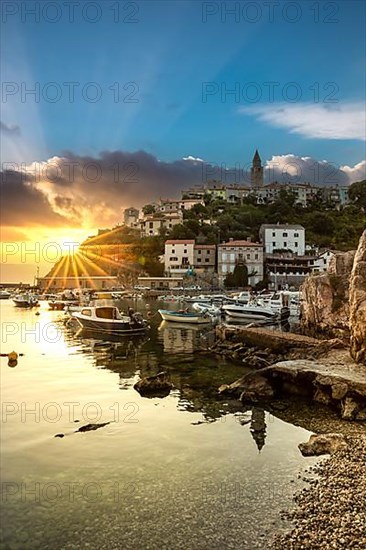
[{"xmin": 271, "ymin": 435, "xmax": 366, "ymax": 550}]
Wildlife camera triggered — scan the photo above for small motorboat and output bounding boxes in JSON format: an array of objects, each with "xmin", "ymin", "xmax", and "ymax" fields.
[
  {"xmin": 72, "ymin": 306, "xmax": 149, "ymax": 335},
  {"xmin": 158, "ymin": 309, "xmax": 212, "ymax": 324},
  {"xmin": 13, "ymin": 293, "xmax": 39, "ymax": 308},
  {"xmin": 222, "ymin": 302, "xmax": 279, "ymax": 321},
  {"xmin": 0, "ymin": 290, "xmax": 12, "ymax": 299}
]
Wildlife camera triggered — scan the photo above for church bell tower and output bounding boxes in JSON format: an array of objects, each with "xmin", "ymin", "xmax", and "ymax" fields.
[{"xmin": 250, "ymin": 149, "xmax": 264, "ymax": 187}]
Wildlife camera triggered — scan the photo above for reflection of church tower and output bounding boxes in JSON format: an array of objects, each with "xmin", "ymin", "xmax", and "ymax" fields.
[
  {"xmin": 250, "ymin": 407, "xmax": 267, "ymax": 452},
  {"xmin": 250, "ymin": 149, "xmax": 264, "ymax": 187}
]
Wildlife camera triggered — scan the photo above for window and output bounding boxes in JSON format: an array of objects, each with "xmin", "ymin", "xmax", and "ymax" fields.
[
  {"xmin": 238, "ymin": 253, "xmax": 243, "ymax": 260},
  {"xmin": 284, "ymin": 242, "xmax": 287, "ymax": 247},
  {"xmin": 172, "ymin": 249, "xmax": 175, "ymax": 253},
  {"xmin": 205, "ymin": 258, "xmax": 209, "ymax": 262},
  {"xmin": 247, "ymin": 254, "xmax": 250, "ymax": 259},
  {"xmin": 182, "ymin": 257, "xmax": 189, "ymax": 265},
  {"xmin": 81, "ymin": 309, "xmax": 92, "ymax": 316},
  {"xmin": 294, "ymin": 232, "xmax": 299, "ymax": 237},
  {"xmin": 255, "ymin": 254, "xmax": 259, "ymax": 260},
  {"xmin": 272, "ymin": 231, "xmax": 276, "ymax": 237},
  {"xmin": 206, "ymin": 250, "xmax": 210, "ymax": 254},
  {"xmin": 273, "ymin": 242, "xmax": 276, "ymax": 247},
  {"xmin": 295, "ymin": 242, "xmax": 298, "ymax": 247},
  {"xmin": 149, "ymin": 222, "xmax": 153, "ymax": 228},
  {"xmin": 184, "ymin": 249, "xmax": 187, "ymax": 253},
  {"xmin": 197, "ymin": 258, "xmax": 201, "ymax": 263},
  {"xmin": 198, "ymin": 250, "xmax": 202, "ymax": 254},
  {"xmin": 283, "ymin": 232, "xmax": 288, "ymax": 237}
]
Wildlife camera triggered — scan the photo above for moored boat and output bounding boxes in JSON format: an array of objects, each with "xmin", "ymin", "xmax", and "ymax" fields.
[
  {"xmin": 222, "ymin": 302, "xmax": 279, "ymax": 321},
  {"xmin": 158, "ymin": 309, "xmax": 212, "ymax": 324},
  {"xmin": 13, "ymin": 293, "xmax": 39, "ymax": 307},
  {"xmin": 0, "ymin": 290, "xmax": 12, "ymax": 299},
  {"xmin": 72, "ymin": 306, "xmax": 149, "ymax": 334}
]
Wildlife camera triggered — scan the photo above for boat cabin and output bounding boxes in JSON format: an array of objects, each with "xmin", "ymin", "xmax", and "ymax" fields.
[{"xmin": 81, "ymin": 307, "xmax": 122, "ymax": 320}]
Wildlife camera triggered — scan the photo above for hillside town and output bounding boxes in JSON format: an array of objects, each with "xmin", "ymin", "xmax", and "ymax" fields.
[{"xmin": 37, "ymin": 151, "xmax": 361, "ymax": 293}]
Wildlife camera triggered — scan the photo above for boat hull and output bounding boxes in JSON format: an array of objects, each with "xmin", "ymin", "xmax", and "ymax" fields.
[
  {"xmin": 158, "ymin": 310, "xmax": 211, "ymax": 324},
  {"xmin": 222, "ymin": 305, "xmax": 278, "ymax": 321},
  {"xmin": 74, "ymin": 317, "xmax": 148, "ymax": 335}
]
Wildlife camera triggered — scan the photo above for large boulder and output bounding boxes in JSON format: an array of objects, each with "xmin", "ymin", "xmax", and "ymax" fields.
[
  {"xmin": 298, "ymin": 433, "xmax": 348, "ymax": 456},
  {"xmin": 301, "ymin": 250, "xmax": 356, "ymax": 337},
  {"xmin": 349, "ymin": 230, "xmax": 366, "ymax": 364}
]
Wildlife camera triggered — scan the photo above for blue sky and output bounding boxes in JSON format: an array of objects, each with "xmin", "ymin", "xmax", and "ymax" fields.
[{"xmin": 1, "ymin": 0, "xmax": 365, "ymax": 168}]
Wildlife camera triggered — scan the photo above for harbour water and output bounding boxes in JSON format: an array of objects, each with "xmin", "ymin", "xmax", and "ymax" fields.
[{"xmin": 1, "ymin": 299, "xmax": 317, "ymax": 549}]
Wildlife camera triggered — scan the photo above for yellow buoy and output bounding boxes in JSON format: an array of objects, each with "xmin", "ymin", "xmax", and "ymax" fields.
[{"xmin": 8, "ymin": 351, "xmax": 18, "ymax": 361}]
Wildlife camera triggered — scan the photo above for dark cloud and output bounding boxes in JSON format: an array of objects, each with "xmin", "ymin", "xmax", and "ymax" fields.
[
  {"xmin": 0, "ymin": 121, "xmax": 21, "ymax": 136},
  {"xmin": 0, "ymin": 170, "xmax": 76, "ymax": 227},
  {"xmin": 0, "ymin": 151, "xmax": 364, "ymax": 231}
]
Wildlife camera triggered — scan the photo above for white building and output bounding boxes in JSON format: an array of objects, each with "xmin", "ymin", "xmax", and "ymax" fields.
[
  {"xmin": 164, "ymin": 240, "xmax": 195, "ymax": 275},
  {"xmin": 217, "ymin": 239, "xmax": 264, "ymax": 286},
  {"xmin": 259, "ymin": 224, "xmax": 305, "ymax": 256},
  {"xmin": 309, "ymin": 249, "xmax": 335, "ymax": 273},
  {"xmin": 140, "ymin": 213, "xmax": 182, "ymax": 237},
  {"xmin": 158, "ymin": 198, "xmax": 205, "ymax": 213}
]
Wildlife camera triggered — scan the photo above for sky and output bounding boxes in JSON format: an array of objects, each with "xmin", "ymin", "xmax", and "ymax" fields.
[{"xmin": 1, "ymin": 0, "xmax": 366, "ymax": 282}]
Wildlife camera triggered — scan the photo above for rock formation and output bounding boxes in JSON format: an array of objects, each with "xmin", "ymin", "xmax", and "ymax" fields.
[
  {"xmin": 301, "ymin": 250, "xmax": 356, "ymax": 337},
  {"xmin": 349, "ymin": 230, "xmax": 366, "ymax": 364},
  {"xmin": 219, "ymin": 360, "xmax": 366, "ymax": 421},
  {"xmin": 298, "ymin": 433, "xmax": 348, "ymax": 456}
]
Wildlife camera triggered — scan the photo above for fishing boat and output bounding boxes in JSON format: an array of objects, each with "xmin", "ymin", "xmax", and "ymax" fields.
[
  {"xmin": 0, "ymin": 290, "xmax": 12, "ymax": 299},
  {"xmin": 72, "ymin": 306, "xmax": 149, "ymax": 334},
  {"xmin": 158, "ymin": 309, "xmax": 212, "ymax": 324},
  {"xmin": 13, "ymin": 293, "xmax": 39, "ymax": 308}
]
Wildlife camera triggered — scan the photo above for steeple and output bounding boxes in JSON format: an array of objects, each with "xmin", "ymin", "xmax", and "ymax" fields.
[
  {"xmin": 251, "ymin": 149, "xmax": 264, "ymax": 187},
  {"xmin": 253, "ymin": 149, "xmax": 261, "ymax": 165}
]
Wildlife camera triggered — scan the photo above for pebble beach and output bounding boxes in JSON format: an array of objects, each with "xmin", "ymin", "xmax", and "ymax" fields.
[{"xmin": 271, "ymin": 435, "xmax": 366, "ymax": 549}]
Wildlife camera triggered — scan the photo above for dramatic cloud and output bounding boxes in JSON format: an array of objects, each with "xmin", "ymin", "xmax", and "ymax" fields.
[
  {"xmin": 1, "ymin": 121, "xmax": 21, "ymax": 136},
  {"xmin": 0, "ymin": 169, "xmax": 76, "ymax": 227},
  {"xmin": 264, "ymin": 155, "xmax": 366, "ymax": 186},
  {"xmin": 240, "ymin": 103, "xmax": 366, "ymax": 141},
  {"xmin": 1, "ymin": 150, "xmax": 364, "ymax": 231}
]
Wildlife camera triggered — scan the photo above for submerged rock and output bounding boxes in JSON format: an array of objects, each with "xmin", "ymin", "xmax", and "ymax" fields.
[
  {"xmin": 298, "ymin": 433, "xmax": 348, "ymax": 456},
  {"xmin": 349, "ymin": 229, "xmax": 366, "ymax": 364},
  {"xmin": 134, "ymin": 371, "xmax": 173, "ymax": 397}
]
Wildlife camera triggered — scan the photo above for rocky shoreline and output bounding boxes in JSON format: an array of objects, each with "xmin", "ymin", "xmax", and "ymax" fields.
[{"xmin": 271, "ymin": 435, "xmax": 366, "ymax": 549}]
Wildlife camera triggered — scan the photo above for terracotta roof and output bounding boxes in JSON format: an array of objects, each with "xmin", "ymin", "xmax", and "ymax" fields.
[
  {"xmin": 219, "ymin": 240, "xmax": 261, "ymax": 248},
  {"xmin": 165, "ymin": 240, "xmax": 195, "ymax": 245}
]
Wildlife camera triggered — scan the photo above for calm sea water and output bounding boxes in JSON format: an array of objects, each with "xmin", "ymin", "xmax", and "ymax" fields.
[{"xmin": 0, "ymin": 299, "xmax": 316, "ymax": 549}]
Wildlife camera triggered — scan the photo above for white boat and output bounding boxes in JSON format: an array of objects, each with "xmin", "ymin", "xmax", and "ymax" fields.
[
  {"xmin": 192, "ymin": 302, "xmax": 221, "ymax": 316},
  {"xmin": 0, "ymin": 290, "xmax": 12, "ymax": 299},
  {"xmin": 158, "ymin": 309, "xmax": 212, "ymax": 324},
  {"xmin": 13, "ymin": 293, "xmax": 39, "ymax": 308},
  {"xmin": 232, "ymin": 291, "xmax": 251, "ymax": 304},
  {"xmin": 222, "ymin": 302, "xmax": 279, "ymax": 321},
  {"xmin": 72, "ymin": 306, "xmax": 149, "ymax": 334}
]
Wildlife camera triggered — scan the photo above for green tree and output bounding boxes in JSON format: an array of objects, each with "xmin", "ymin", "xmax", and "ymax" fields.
[
  {"xmin": 349, "ymin": 180, "xmax": 366, "ymax": 211},
  {"xmin": 224, "ymin": 263, "xmax": 248, "ymax": 288},
  {"xmin": 142, "ymin": 204, "xmax": 156, "ymax": 215}
]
